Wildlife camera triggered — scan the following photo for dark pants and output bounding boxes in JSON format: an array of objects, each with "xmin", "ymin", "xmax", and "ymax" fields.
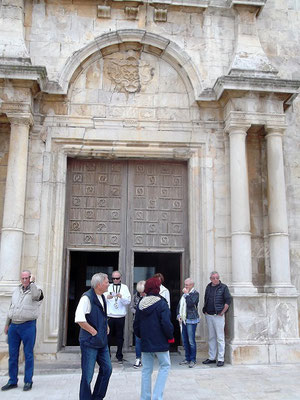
[
  {"xmin": 79, "ymin": 343, "xmax": 112, "ymax": 400},
  {"xmin": 107, "ymin": 317, "xmax": 125, "ymax": 361},
  {"xmin": 8, "ymin": 320, "xmax": 36, "ymax": 385}
]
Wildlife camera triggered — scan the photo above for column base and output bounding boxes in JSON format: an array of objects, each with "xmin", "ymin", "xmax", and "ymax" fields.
[
  {"xmin": 264, "ymin": 283, "xmax": 298, "ymax": 295},
  {"xmin": 225, "ymin": 292, "xmax": 300, "ymax": 364},
  {"xmin": 226, "ymin": 339, "xmax": 300, "ymax": 364},
  {"xmin": 229, "ymin": 282, "xmax": 257, "ymax": 294}
]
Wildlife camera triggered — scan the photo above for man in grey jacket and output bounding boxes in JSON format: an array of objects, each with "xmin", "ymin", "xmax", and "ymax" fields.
[{"xmin": 1, "ymin": 270, "xmax": 43, "ymax": 392}]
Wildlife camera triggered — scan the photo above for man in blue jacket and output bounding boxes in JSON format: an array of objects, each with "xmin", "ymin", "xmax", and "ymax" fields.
[
  {"xmin": 202, "ymin": 271, "xmax": 231, "ymax": 367},
  {"xmin": 134, "ymin": 277, "xmax": 174, "ymax": 400},
  {"xmin": 75, "ymin": 273, "xmax": 112, "ymax": 400}
]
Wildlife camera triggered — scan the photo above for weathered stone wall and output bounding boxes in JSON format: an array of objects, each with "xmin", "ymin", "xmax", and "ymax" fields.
[{"xmin": 257, "ymin": 1, "xmax": 300, "ymax": 323}]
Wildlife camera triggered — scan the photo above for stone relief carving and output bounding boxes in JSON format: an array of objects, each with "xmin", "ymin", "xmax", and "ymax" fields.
[{"xmin": 106, "ymin": 52, "xmax": 154, "ymax": 93}]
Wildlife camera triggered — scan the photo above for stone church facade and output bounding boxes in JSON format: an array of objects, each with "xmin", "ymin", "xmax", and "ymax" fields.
[{"xmin": 0, "ymin": 0, "xmax": 300, "ymax": 364}]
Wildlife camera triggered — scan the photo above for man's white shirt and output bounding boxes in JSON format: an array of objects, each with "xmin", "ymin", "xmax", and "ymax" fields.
[
  {"xmin": 75, "ymin": 294, "xmax": 104, "ymax": 323},
  {"xmin": 104, "ymin": 283, "xmax": 131, "ymax": 318}
]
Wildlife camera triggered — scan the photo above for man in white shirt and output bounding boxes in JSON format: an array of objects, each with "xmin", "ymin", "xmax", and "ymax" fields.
[
  {"xmin": 104, "ymin": 271, "xmax": 131, "ymax": 363},
  {"xmin": 75, "ymin": 273, "xmax": 112, "ymax": 400}
]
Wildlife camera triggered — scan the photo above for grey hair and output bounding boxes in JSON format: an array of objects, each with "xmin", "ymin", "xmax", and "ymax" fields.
[
  {"xmin": 210, "ymin": 271, "xmax": 220, "ymax": 278},
  {"xmin": 136, "ymin": 280, "xmax": 145, "ymax": 293},
  {"xmin": 22, "ymin": 270, "xmax": 31, "ymax": 275},
  {"xmin": 185, "ymin": 277, "xmax": 194, "ymax": 285},
  {"xmin": 91, "ymin": 273, "xmax": 108, "ymax": 288}
]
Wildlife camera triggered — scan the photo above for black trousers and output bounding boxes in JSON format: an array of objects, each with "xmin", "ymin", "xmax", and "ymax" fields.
[{"xmin": 108, "ymin": 316, "xmax": 125, "ymax": 361}]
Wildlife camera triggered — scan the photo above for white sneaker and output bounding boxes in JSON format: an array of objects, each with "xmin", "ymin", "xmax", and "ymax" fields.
[{"xmin": 134, "ymin": 358, "xmax": 142, "ymax": 368}]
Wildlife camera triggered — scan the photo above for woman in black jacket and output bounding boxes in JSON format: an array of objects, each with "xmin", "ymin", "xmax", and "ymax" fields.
[{"xmin": 134, "ymin": 277, "xmax": 174, "ymax": 400}]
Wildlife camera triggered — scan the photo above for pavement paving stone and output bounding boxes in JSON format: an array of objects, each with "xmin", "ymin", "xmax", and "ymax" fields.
[{"xmin": 0, "ymin": 353, "xmax": 300, "ymax": 399}]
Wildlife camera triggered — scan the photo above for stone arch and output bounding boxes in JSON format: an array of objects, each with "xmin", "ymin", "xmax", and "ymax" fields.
[{"xmin": 58, "ymin": 29, "xmax": 202, "ymax": 103}]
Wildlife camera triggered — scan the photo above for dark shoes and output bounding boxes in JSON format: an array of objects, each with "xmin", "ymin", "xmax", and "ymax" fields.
[
  {"xmin": 202, "ymin": 359, "xmax": 216, "ymax": 364},
  {"xmin": 217, "ymin": 361, "xmax": 224, "ymax": 367},
  {"xmin": 23, "ymin": 382, "xmax": 33, "ymax": 391},
  {"xmin": 1, "ymin": 382, "xmax": 18, "ymax": 391}
]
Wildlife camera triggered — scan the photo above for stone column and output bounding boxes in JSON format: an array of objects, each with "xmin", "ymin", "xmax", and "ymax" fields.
[
  {"xmin": 265, "ymin": 126, "xmax": 294, "ymax": 292},
  {"xmin": 227, "ymin": 123, "xmax": 256, "ymax": 293},
  {"xmin": 0, "ymin": 113, "xmax": 32, "ymax": 283}
]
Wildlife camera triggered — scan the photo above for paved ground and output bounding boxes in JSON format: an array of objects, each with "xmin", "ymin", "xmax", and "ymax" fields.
[{"xmin": 1, "ymin": 352, "xmax": 300, "ymax": 399}]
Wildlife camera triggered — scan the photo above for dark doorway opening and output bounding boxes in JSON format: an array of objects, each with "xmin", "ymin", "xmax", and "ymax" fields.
[
  {"xmin": 134, "ymin": 252, "xmax": 181, "ymax": 351},
  {"xmin": 67, "ymin": 251, "xmax": 119, "ymax": 346}
]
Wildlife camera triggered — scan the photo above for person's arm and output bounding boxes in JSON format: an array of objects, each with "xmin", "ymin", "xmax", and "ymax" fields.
[
  {"xmin": 160, "ymin": 303, "xmax": 174, "ymax": 340},
  {"xmin": 133, "ymin": 308, "xmax": 141, "ymax": 338},
  {"xmin": 77, "ymin": 321, "xmax": 97, "ymax": 336},
  {"xmin": 185, "ymin": 291, "xmax": 199, "ymax": 307},
  {"xmin": 219, "ymin": 286, "xmax": 231, "ymax": 316},
  {"xmin": 75, "ymin": 296, "xmax": 97, "ymax": 335},
  {"xmin": 29, "ymin": 276, "xmax": 43, "ymax": 301},
  {"xmin": 219, "ymin": 303, "xmax": 229, "ymax": 316},
  {"xmin": 118, "ymin": 285, "xmax": 131, "ymax": 305}
]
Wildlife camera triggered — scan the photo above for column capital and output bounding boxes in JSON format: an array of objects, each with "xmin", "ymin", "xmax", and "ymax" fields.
[
  {"xmin": 7, "ymin": 112, "xmax": 33, "ymax": 127},
  {"xmin": 225, "ymin": 122, "xmax": 251, "ymax": 136},
  {"xmin": 265, "ymin": 125, "xmax": 286, "ymax": 138}
]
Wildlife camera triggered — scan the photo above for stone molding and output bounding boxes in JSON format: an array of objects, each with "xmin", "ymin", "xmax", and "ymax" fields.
[
  {"xmin": 57, "ymin": 29, "xmax": 202, "ymax": 100},
  {"xmin": 203, "ymin": 76, "xmax": 300, "ymax": 105},
  {"xmin": 0, "ymin": 64, "xmax": 48, "ymax": 91},
  {"xmin": 6, "ymin": 113, "xmax": 34, "ymax": 127}
]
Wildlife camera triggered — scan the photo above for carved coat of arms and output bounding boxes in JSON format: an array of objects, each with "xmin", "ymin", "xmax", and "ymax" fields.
[{"xmin": 106, "ymin": 53, "xmax": 154, "ymax": 93}]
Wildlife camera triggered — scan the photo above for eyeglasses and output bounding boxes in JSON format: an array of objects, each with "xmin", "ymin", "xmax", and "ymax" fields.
[{"xmin": 112, "ymin": 277, "xmax": 121, "ymax": 280}]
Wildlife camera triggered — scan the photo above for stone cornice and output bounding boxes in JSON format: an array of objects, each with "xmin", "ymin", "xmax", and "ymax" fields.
[
  {"xmin": 198, "ymin": 75, "xmax": 300, "ymax": 106},
  {"xmin": 0, "ymin": 64, "xmax": 48, "ymax": 91}
]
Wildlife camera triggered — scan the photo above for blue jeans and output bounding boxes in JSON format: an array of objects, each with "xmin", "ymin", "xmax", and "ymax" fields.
[
  {"xmin": 141, "ymin": 351, "xmax": 170, "ymax": 400},
  {"xmin": 8, "ymin": 320, "xmax": 36, "ymax": 385},
  {"xmin": 135, "ymin": 336, "xmax": 141, "ymax": 359},
  {"xmin": 79, "ymin": 343, "xmax": 112, "ymax": 400},
  {"xmin": 181, "ymin": 322, "xmax": 197, "ymax": 362}
]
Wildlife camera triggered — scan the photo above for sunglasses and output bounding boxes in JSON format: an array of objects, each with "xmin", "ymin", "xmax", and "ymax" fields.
[{"xmin": 112, "ymin": 277, "xmax": 121, "ymax": 280}]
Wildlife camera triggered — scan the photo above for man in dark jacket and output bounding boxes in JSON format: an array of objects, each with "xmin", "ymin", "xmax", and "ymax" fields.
[
  {"xmin": 134, "ymin": 277, "xmax": 174, "ymax": 400},
  {"xmin": 75, "ymin": 273, "xmax": 112, "ymax": 400},
  {"xmin": 202, "ymin": 271, "xmax": 231, "ymax": 367}
]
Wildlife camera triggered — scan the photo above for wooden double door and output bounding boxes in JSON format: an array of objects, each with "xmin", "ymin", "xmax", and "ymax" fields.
[{"xmin": 65, "ymin": 159, "xmax": 189, "ymax": 347}]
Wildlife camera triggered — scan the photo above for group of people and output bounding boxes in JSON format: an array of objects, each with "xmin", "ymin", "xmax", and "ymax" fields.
[
  {"xmin": 73, "ymin": 270, "xmax": 231, "ymax": 400},
  {"xmin": 1, "ymin": 269, "xmax": 231, "ymax": 400}
]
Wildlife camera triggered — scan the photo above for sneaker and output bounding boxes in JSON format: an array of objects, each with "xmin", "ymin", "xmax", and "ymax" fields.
[
  {"xmin": 217, "ymin": 361, "xmax": 224, "ymax": 367},
  {"xmin": 117, "ymin": 359, "xmax": 123, "ymax": 364},
  {"xmin": 202, "ymin": 359, "xmax": 216, "ymax": 364},
  {"xmin": 134, "ymin": 358, "xmax": 142, "ymax": 368},
  {"xmin": 189, "ymin": 361, "xmax": 196, "ymax": 368},
  {"xmin": 179, "ymin": 359, "xmax": 189, "ymax": 365}
]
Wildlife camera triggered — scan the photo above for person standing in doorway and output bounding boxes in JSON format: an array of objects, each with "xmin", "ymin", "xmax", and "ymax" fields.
[
  {"xmin": 131, "ymin": 280, "xmax": 146, "ymax": 368},
  {"xmin": 1, "ymin": 270, "xmax": 43, "ymax": 392},
  {"xmin": 105, "ymin": 270, "xmax": 131, "ymax": 363},
  {"xmin": 177, "ymin": 278, "xmax": 200, "ymax": 368},
  {"xmin": 154, "ymin": 273, "xmax": 170, "ymax": 308},
  {"xmin": 75, "ymin": 272, "xmax": 112, "ymax": 400},
  {"xmin": 202, "ymin": 271, "xmax": 231, "ymax": 367},
  {"xmin": 134, "ymin": 277, "xmax": 174, "ymax": 400}
]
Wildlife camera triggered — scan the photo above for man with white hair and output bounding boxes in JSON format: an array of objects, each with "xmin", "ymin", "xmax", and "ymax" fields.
[
  {"xmin": 1, "ymin": 270, "xmax": 43, "ymax": 392},
  {"xmin": 177, "ymin": 278, "xmax": 200, "ymax": 368},
  {"xmin": 202, "ymin": 271, "xmax": 231, "ymax": 367},
  {"xmin": 75, "ymin": 273, "xmax": 112, "ymax": 400}
]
